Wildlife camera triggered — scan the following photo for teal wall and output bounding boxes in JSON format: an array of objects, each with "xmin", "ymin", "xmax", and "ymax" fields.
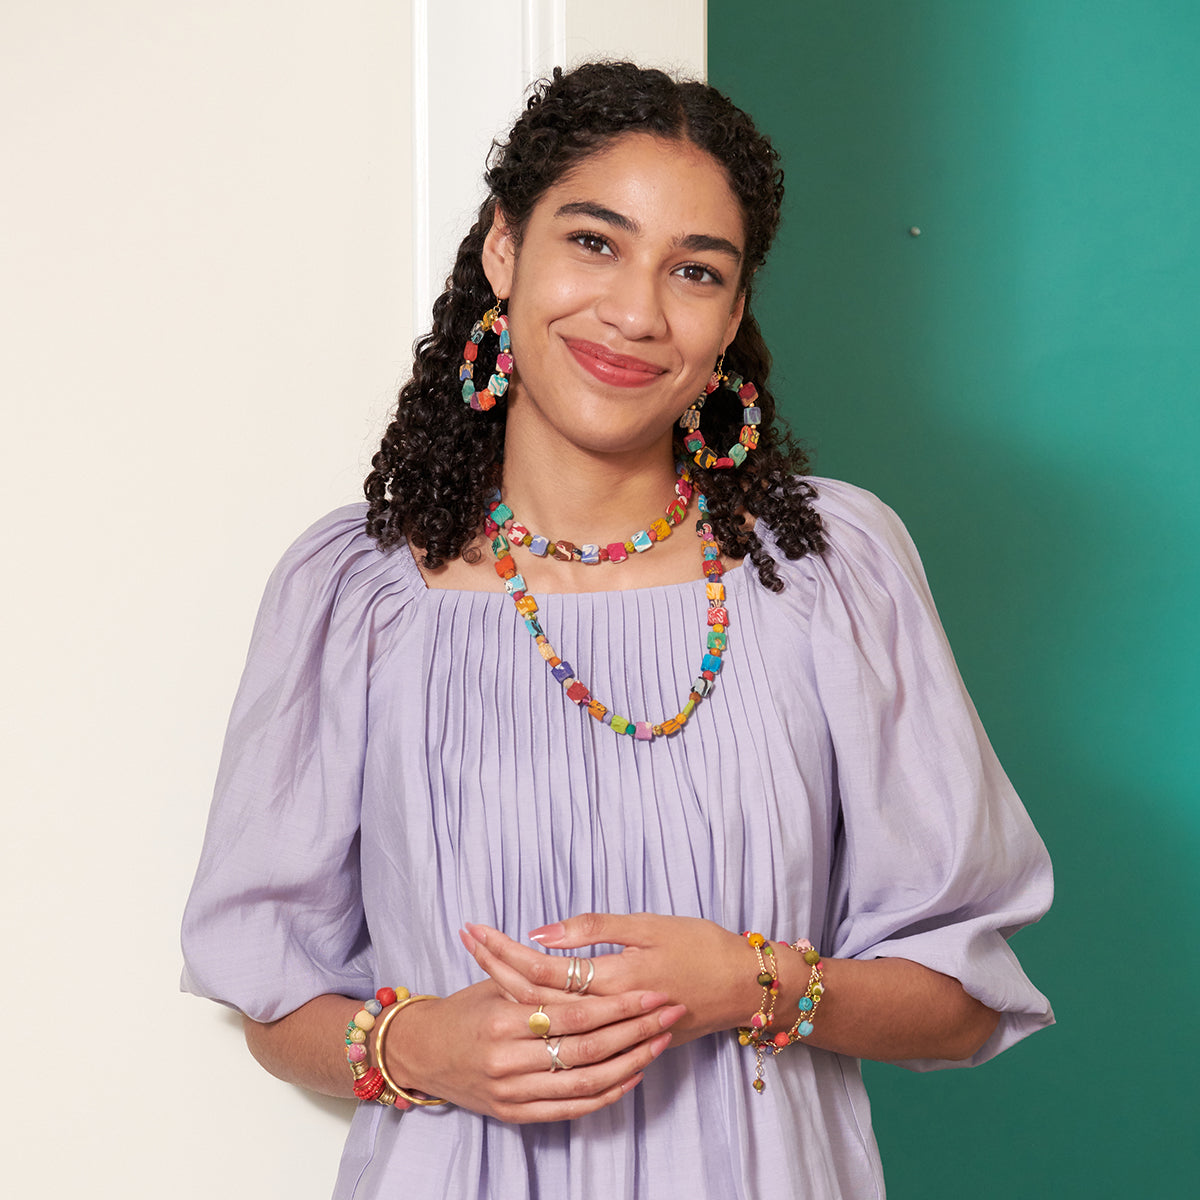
[{"xmin": 711, "ymin": 2, "xmax": 1199, "ymax": 1195}]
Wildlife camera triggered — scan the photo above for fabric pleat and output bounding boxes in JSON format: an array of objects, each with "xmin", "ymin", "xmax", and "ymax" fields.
[{"xmin": 181, "ymin": 478, "xmax": 1053, "ymax": 1199}]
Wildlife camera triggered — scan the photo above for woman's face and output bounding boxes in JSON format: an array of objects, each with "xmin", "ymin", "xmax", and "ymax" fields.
[{"xmin": 483, "ymin": 133, "xmax": 747, "ymax": 460}]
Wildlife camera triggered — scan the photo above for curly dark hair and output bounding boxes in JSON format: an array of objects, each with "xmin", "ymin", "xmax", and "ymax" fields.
[{"xmin": 365, "ymin": 61, "xmax": 825, "ymax": 591}]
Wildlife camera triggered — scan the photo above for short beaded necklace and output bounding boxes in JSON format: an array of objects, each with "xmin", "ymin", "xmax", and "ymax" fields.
[
  {"xmin": 500, "ymin": 470, "xmax": 695, "ymax": 565},
  {"xmin": 485, "ymin": 483, "xmax": 729, "ymax": 740}
]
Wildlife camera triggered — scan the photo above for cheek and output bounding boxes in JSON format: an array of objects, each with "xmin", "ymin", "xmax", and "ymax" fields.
[{"xmin": 508, "ymin": 275, "xmax": 583, "ymax": 346}]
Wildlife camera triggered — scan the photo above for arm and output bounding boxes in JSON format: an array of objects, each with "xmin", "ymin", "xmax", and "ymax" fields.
[
  {"xmin": 240, "ymin": 978, "xmax": 687, "ymax": 1123},
  {"xmin": 243, "ymin": 994, "xmax": 363, "ymax": 1098},
  {"xmin": 462, "ymin": 914, "xmax": 999, "ymax": 1065}
]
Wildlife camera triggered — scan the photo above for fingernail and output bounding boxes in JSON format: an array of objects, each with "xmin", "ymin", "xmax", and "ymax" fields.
[
  {"xmin": 659, "ymin": 1004, "xmax": 687, "ymax": 1029},
  {"xmin": 650, "ymin": 1032, "xmax": 672, "ymax": 1058},
  {"xmin": 458, "ymin": 928, "xmax": 477, "ymax": 953},
  {"xmin": 640, "ymin": 992, "xmax": 671, "ymax": 1011},
  {"xmin": 620, "ymin": 1072, "xmax": 645, "ymax": 1095},
  {"xmin": 464, "ymin": 922, "xmax": 488, "ymax": 945},
  {"xmin": 529, "ymin": 922, "xmax": 565, "ymax": 944}
]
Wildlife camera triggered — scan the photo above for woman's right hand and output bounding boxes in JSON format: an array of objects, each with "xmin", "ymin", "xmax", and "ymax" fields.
[{"xmin": 382, "ymin": 979, "xmax": 685, "ymax": 1124}]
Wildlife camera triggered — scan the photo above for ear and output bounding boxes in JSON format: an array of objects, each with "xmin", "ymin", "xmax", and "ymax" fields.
[
  {"xmin": 720, "ymin": 291, "xmax": 746, "ymax": 354},
  {"xmin": 481, "ymin": 207, "xmax": 517, "ymax": 300}
]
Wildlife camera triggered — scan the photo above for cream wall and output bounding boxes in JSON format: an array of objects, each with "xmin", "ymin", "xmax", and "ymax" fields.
[{"xmin": 0, "ymin": 1, "xmax": 702, "ymax": 1195}]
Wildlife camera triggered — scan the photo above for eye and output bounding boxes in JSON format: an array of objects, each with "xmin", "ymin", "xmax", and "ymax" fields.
[
  {"xmin": 571, "ymin": 231, "xmax": 615, "ymax": 256},
  {"xmin": 674, "ymin": 262, "xmax": 724, "ymax": 286}
]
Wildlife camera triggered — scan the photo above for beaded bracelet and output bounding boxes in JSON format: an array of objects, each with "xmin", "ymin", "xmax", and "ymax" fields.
[
  {"xmin": 345, "ymin": 988, "xmax": 410, "ymax": 1108},
  {"xmin": 741, "ymin": 931, "xmax": 780, "ymax": 1040},
  {"xmin": 735, "ymin": 936, "xmax": 826, "ymax": 1094},
  {"xmin": 779, "ymin": 938, "xmax": 825, "ymax": 1046},
  {"xmin": 344, "ymin": 987, "xmax": 449, "ymax": 1109}
]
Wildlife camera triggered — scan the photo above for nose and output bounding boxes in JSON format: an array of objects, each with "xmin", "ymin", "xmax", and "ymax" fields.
[{"xmin": 594, "ymin": 267, "xmax": 668, "ymax": 341}]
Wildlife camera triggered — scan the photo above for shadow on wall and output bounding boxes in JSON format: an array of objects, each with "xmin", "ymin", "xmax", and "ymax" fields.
[{"xmin": 712, "ymin": 1, "xmax": 1200, "ymax": 1195}]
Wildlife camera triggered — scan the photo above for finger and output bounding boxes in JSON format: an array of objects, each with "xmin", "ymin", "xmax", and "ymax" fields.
[
  {"xmin": 539, "ymin": 997, "xmax": 685, "ymax": 1047},
  {"xmin": 490, "ymin": 1072, "xmax": 645, "ymax": 1125},
  {"xmin": 464, "ymin": 924, "xmax": 571, "ymax": 991},
  {"xmin": 457, "ymin": 935, "xmax": 522, "ymax": 1002},
  {"xmin": 503, "ymin": 1028, "xmax": 673, "ymax": 1109},
  {"xmin": 466, "ymin": 924, "xmax": 608, "ymax": 998},
  {"xmin": 462, "ymin": 927, "xmax": 570, "ymax": 1005},
  {"xmin": 490, "ymin": 988, "xmax": 680, "ymax": 1052},
  {"xmin": 553, "ymin": 1008, "xmax": 684, "ymax": 1071},
  {"xmin": 528, "ymin": 912, "xmax": 655, "ymax": 951}
]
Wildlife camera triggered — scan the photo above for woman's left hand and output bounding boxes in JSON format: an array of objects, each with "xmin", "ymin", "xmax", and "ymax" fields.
[{"xmin": 460, "ymin": 913, "xmax": 756, "ymax": 1046}]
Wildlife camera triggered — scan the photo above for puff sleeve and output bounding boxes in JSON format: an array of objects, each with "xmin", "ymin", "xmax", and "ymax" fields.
[
  {"xmin": 807, "ymin": 479, "xmax": 1054, "ymax": 1069},
  {"xmin": 181, "ymin": 505, "xmax": 406, "ymax": 1021}
]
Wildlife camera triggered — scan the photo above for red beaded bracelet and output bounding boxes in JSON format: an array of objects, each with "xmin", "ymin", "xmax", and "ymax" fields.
[
  {"xmin": 345, "ymin": 986, "xmax": 452, "ymax": 1110},
  {"xmin": 344, "ymin": 987, "xmax": 412, "ymax": 1109}
]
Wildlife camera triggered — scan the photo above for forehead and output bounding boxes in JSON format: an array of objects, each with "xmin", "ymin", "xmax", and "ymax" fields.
[{"xmin": 538, "ymin": 133, "xmax": 745, "ymax": 245}]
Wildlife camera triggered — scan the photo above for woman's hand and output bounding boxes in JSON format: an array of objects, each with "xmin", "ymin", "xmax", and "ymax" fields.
[
  {"xmin": 382, "ymin": 977, "xmax": 685, "ymax": 1124},
  {"xmin": 459, "ymin": 916, "xmax": 1003, "ymax": 1064},
  {"xmin": 461, "ymin": 914, "xmax": 756, "ymax": 1046}
]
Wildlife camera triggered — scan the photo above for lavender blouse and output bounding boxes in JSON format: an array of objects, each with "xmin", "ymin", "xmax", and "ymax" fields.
[{"xmin": 181, "ymin": 477, "xmax": 1053, "ymax": 1199}]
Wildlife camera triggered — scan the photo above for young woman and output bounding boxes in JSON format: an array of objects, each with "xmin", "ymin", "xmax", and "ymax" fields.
[{"xmin": 182, "ymin": 62, "xmax": 1053, "ymax": 1198}]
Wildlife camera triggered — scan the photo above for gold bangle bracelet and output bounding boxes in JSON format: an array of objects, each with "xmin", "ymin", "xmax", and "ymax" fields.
[{"xmin": 374, "ymin": 993, "xmax": 450, "ymax": 1107}]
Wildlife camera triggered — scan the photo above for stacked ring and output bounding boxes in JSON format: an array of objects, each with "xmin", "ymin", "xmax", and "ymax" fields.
[{"xmin": 563, "ymin": 957, "xmax": 596, "ymax": 995}]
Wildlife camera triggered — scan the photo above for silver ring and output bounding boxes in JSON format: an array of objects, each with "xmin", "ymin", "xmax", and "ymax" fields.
[
  {"xmin": 563, "ymin": 957, "xmax": 596, "ymax": 995},
  {"xmin": 563, "ymin": 957, "xmax": 580, "ymax": 993},
  {"xmin": 545, "ymin": 1038, "xmax": 569, "ymax": 1071},
  {"xmin": 576, "ymin": 959, "xmax": 595, "ymax": 995}
]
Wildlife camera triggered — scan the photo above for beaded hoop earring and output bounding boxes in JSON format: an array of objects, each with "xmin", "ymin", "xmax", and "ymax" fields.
[
  {"xmin": 678, "ymin": 355, "xmax": 762, "ymax": 469},
  {"xmin": 460, "ymin": 301, "xmax": 512, "ymax": 411}
]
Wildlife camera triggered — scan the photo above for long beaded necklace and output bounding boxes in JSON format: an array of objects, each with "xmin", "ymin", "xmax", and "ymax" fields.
[{"xmin": 485, "ymin": 482, "xmax": 729, "ymax": 740}]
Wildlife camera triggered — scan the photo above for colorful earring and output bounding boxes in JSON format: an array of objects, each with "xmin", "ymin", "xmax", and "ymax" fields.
[
  {"xmin": 678, "ymin": 356, "xmax": 761, "ymax": 469},
  {"xmin": 460, "ymin": 302, "xmax": 512, "ymax": 411}
]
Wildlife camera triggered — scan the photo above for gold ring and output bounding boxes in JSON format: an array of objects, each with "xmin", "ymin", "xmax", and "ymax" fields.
[{"xmin": 528, "ymin": 1005, "xmax": 551, "ymax": 1038}]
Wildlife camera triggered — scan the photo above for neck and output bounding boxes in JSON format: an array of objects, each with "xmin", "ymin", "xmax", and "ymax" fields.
[{"xmin": 500, "ymin": 426, "xmax": 682, "ymax": 544}]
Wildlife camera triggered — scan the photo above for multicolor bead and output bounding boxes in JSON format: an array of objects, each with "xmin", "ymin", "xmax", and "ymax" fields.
[
  {"xmin": 736, "ymin": 936, "xmax": 827, "ymax": 1095},
  {"xmin": 460, "ymin": 305, "xmax": 511, "ymax": 412},
  {"xmin": 344, "ymin": 986, "xmax": 416, "ymax": 1111},
  {"xmin": 676, "ymin": 367, "xmax": 763, "ymax": 470},
  {"xmin": 497, "ymin": 467, "xmax": 695, "ymax": 565},
  {"xmin": 486, "ymin": 481, "xmax": 729, "ymax": 741}
]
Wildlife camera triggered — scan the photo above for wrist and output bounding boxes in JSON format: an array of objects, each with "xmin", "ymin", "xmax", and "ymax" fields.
[
  {"xmin": 716, "ymin": 927, "xmax": 770, "ymax": 1034},
  {"xmin": 377, "ymin": 993, "xmax": 447, "ymax": 1106}
]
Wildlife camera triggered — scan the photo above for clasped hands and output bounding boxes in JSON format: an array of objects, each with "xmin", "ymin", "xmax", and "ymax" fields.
[{"xmin": 384, "ymin": 913, "xmax": 749, "ymax": 1124}]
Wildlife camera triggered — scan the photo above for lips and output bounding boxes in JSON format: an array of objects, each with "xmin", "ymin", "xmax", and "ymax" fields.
[{"xmin": 564, "ymin": 338, "xmax": 667, "ymax": 388}]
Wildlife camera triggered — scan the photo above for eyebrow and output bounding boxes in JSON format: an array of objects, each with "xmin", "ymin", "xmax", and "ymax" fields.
[{"xmin": 553, "ymin": 200, "xmax": 743, "ymax": 264}]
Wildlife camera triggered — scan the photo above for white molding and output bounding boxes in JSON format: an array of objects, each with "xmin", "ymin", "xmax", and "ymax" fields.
[
  {"xmin": 524, "ymin": 0, "xmax": 568, "ymax": 85},
  {"xmin": 411, "ymin": 0, "xmax": 704, "ymax": 327},
  {"xmin": 411, "ymin": 0, "xmax": 433, "ymax": 329}
]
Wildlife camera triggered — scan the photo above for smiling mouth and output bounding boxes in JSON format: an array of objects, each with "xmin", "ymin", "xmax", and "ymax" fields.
[{"xmin": 564, "ymin": 338, "xmax": 667, "ymax": 388}]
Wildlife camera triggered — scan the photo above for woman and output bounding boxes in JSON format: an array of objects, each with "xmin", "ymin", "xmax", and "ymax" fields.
[{"xmin": 182, "ymin": 62, "xmax": 1052, "ymax": 1197}]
